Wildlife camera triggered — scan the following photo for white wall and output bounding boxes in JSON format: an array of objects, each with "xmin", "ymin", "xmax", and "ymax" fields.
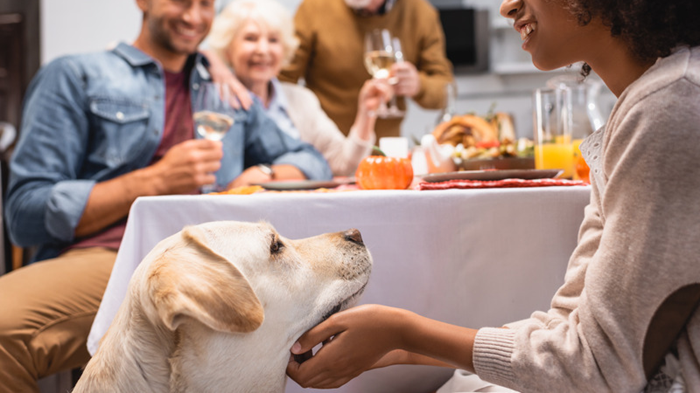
[
  {"xmin": 40, "ymin": 0, "xmax": 303, "ymax": 64},
  {"xmin": 41, "ymin": 0, "xmax": 141, "ymax": 64}
]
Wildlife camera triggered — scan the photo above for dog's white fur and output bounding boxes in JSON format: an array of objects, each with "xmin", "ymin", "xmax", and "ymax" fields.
[{"xmin": 74, "ymin": 221, "xmax": 372, "ymax": 393}]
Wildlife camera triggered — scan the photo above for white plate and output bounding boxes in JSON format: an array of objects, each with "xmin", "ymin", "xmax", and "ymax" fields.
[
  {"xmin": 254, "ymin": 177, "xmax": 355, "ymax": 191},
  {"xmin": 421, "ymin": 169, "xmax": 563, "ymax": 183}
]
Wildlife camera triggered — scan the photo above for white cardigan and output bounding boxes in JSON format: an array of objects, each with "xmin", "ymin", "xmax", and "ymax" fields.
[{"xmin": 278, "ymin": 82, "xmax": 375, "ymax": 177}]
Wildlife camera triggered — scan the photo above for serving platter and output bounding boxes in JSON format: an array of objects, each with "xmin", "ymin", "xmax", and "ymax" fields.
[
  {"xmin": 421, "ymin": 169, "xmax": 563, "ymax": 183},
  {"xmin": 456, "ymin": 157, "xmax": 535, "ymax": 171}
]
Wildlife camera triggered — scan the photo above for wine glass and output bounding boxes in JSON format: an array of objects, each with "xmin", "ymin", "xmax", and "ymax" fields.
[
  {"xmin": 436, "ymin": 80, "xmax": 457, "ymax": 125},
  {"xmin": 193, "ymin": 82, "xmax": 235, "ymax": 192},
  {"xmin": 364, "ymin": 29, "xmax": 402, "ymax": 118},
  {"xmin": 385, "ymin": 36, "xmax": 405, "ymax": 118}
]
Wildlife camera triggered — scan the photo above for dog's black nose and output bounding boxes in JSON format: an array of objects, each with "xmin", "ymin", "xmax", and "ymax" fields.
[{"xmin": 344, "ymin": 228, "xmax": 364, "ymax": 245}]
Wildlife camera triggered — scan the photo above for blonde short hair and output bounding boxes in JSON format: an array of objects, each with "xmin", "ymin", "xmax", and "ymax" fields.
[{"xmin": 207, "ymin": 0, "xmax": 299, "ymax": 67}]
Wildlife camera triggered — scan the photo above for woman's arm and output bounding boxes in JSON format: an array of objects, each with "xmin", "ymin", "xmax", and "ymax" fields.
[
  {"xmin": 200, "ymin": 49, "xmax": 252, "ymax": 110},
  {"xmin": 242, "ymin": 101, "xmax": 332, "ymax": 181},
  {"xmin": 350, "ymin": 79, "xmax": 392, "ymax": 142},
  {"xmin": 225, "ymin": 164, "xmax": 304, "ymax": 189},
  {"xmin": 286, "ymin": 304, "xmax": 478, "ymax": 389},
  {"xmin": 282, "ymin": 80, "xmax": 389, "ymax": 176}
]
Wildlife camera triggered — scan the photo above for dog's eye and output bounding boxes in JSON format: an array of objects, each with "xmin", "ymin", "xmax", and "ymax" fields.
[{"xmin": 270, "ymin": 239, "xmax": 285, "ymax": 254}]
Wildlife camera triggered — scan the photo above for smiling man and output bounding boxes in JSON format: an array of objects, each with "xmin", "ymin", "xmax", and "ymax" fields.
[{"xmin": 0, "ymin": 0, "xmax": 330, "ymax": 391}]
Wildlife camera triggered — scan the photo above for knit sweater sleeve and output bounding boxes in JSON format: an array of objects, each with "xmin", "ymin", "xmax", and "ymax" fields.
[
  {"xmin": 411, "ymin": 6, "xmax": 453, "ymax": 110},
  {"xmin": 279, "ymin": 0, "xmax": 313, "ymax": 84},
  {"xmin": 474, "ymin": 76, "xmax": 700, "ymax": 392}
]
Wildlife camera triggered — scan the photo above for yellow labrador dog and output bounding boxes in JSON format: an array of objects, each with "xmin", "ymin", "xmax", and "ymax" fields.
[{"xmin": 74, "ymin": 221, "xmax": 372, "ymax": 393}]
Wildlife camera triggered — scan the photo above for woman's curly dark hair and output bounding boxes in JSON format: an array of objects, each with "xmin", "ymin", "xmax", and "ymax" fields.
[{"xmin": 563, "ymin": 0, "xmax": 700, "ymax": 75}]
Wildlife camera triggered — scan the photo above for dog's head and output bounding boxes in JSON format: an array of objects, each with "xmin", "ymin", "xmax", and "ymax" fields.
[
  {"xmin": 137, "ymin": 220, "xmax": 372, "ymax": 345},
  {"xmin": 76, "ymin": 221, "xmax": 372, "ymax": 393}
]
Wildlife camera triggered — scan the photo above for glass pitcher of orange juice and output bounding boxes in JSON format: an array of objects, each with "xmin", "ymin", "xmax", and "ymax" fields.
[
  {"xmin": 533, "ymin": 88, "xmax": 574, "ymax": 178},
  {"xmin": 546, "ymin": 76, "xmax": 606, "ymax": 182}
]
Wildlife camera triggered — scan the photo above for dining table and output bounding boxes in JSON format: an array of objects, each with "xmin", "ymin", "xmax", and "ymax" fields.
[{"xmin": 87, "ymin": 184, "xmax": 591, "ymax": 393}]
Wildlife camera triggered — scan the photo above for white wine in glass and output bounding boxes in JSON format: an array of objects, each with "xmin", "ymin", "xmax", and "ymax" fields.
[
  {"xmin": 194, "ymin": 110, "xmax": 234, "ymax": 141},
  {"xmin": 193, "ymin": 82, "xmax": 235, "ymax": 193},
  {"xmin": 364, "ymin": 50, "xmax": 395, "ymax": 80},
  {"xmin": 364, "ymin": 29, "xmax": 402, "ymax": 118}
]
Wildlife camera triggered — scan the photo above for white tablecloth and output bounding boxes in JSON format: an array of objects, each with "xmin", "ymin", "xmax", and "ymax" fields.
[{"xmin": 88, "ymin": 186, "xmax": 590, "ymax": 393}]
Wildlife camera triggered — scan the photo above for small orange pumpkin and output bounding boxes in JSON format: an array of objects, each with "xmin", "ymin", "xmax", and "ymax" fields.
[{"xmin": 355, "ymin": 155, "xmax": 414, "ymax": 190}]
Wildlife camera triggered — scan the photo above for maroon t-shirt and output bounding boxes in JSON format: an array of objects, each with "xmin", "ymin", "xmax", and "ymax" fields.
[{"xmin": 69, "ymin": 66, "xmax": 194, "ymax": 252}]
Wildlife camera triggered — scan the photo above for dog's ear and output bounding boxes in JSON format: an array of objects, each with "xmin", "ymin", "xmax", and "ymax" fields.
[{"xmin": 146, "ymin": 225, "xmax": 264, "ymax": 333}]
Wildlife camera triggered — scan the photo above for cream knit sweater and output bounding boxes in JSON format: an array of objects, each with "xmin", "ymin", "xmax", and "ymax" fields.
[
  {"xmin": 280, "ymin": 82, "xmax": 375, "ymax": 177},
  {"xmin": 473, "ymin": 46, "xmax": 700, "ymax": 392}
]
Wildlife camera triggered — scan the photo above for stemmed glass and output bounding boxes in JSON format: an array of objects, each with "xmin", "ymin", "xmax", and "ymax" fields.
[
  {"xmin": 193, "ymin": 82, "xmax": 235, "ymax": 193},
  {"xmin": 364, "ymin": 29, "xmax": 402, "ymax": 118},
  {"xmin": 436, "ymin": 81, "xmax": 458, "ymax": 125},
  {"xmin": 386, "ymin": 37, "xmax": 405, "ymax": 118}
]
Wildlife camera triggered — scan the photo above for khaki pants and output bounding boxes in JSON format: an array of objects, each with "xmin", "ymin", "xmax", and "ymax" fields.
[{"xmin": 0, "ymin": 247, "xmax": 116, "ymax": 393}]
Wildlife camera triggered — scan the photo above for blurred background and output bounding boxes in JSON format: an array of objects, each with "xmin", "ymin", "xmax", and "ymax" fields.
[{"xmin": 0, "ymin": 0, "xmax": 617, "ymax": 146}]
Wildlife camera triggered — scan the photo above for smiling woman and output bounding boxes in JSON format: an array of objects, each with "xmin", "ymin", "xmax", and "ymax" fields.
[
  {"xmin": 205, "ymin": 0, "xmax": 393, "ymax": 176},
  {"xmin": 284, "ymin": 0, "xmax": 700, "ymax": 392}
]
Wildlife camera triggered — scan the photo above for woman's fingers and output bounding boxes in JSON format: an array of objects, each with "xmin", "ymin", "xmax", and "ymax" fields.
[
  {"xmin": 224, "ymin": 76, "xmax": 252, "ymax": 110},
  {"xmin": 291, "ymin": 319, "xmax": 345, "ymax": 355},
  {"xmin": 375, "ymin": 79, "xmax": 394, "ymax": 101},
  {"xmin": 359, "ymin": 79, "xmax": 394, "ymax": 113},
  {"xmin": 287, "ymin": 347, "xmax": 358, "ymax": 389}
]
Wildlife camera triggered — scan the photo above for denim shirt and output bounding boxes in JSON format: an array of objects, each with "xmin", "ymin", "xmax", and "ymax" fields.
[
  {"xmin": 5, "ymin": 43, "xmax": 331, "ymax": 262},
  {"xmin": 264, "ymin": 78, "xmax": 301, "ymax": 139}
]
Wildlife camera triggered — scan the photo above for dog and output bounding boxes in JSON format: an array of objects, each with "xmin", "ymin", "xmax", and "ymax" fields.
[{"xmin": 73, "ymin": 221, "xmax": 372, "ymax": 392}]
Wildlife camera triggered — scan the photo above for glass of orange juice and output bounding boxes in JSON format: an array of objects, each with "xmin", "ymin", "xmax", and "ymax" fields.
[
  {"xmin": 572, "ymin": 138, "xmax": 589, "ymax": 182},
  {"xmin": 533, "ymin": 88, "xmax": 574, "ymax": 178}
]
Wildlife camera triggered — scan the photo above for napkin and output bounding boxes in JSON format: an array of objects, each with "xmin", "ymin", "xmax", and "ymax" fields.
[{"xmin": 416, "ymin": 178, "xmax": 588, "ymax": 190}]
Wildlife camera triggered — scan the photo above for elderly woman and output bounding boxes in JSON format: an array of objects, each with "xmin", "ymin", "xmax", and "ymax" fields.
[{"xmin": 206, "ymin": 0, "xmax": 391, "ymax": 176}]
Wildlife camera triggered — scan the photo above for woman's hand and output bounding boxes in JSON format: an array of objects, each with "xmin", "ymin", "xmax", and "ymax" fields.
[
  {"xmin": 226, "ymin": 166, "xmax": 272, "ymax": 189},
  {"xmin": 391, "ymin": 61, "xmax": 421, "ymax": 97},
  {"xmin": 226, "ymin": 164, "xmax": 306, "ymax": 189},
  {"xmin": 351, "ymin": 79, "xmax": 393, "ymax": 142},
  {"xmin": 201, "ymin": 49, "xmax": 253, "ymax": 110},
  {"xmin": 286, "ymin": 304, "xmax": 407, "ymax": 389},
  {"xmin": 357, "ymin": 78, "xmax": 394, "ymax": 118}
]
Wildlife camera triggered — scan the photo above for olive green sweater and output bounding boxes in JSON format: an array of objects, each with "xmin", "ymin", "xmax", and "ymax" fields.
[
  {"xmin": 279, "ymin": 0, "xmax": 453, "ymax": 139},
  {"xmin": 474, "ymin": 46, "xmax": 700, "ymax": 392}
]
